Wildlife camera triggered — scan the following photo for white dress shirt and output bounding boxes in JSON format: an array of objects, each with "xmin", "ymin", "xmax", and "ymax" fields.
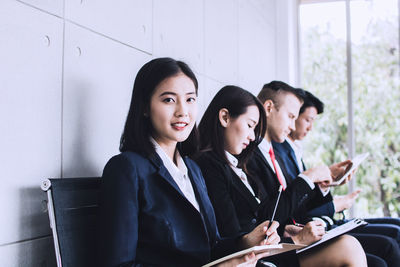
[
  {"xmin": 258, "ymin": 138, "xmax": 315, "ymax": 190},
  {"xmin": 151, "ymin": 138, "xmax": 200, "ymax": 211},
  {"xmin": 225, "ymin": 151, "xmax": 260, "ymax": 203},
  {"xmin": 285, "ymin": 138, "xmax": 330, "ymax": 196}
]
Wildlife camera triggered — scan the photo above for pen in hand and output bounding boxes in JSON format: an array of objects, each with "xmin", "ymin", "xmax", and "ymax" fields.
[{"xmin": 265, "ymin": 185, "xmax": 283, "ymax": 242}]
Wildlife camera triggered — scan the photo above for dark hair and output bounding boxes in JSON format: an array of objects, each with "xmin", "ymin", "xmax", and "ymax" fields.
[
  {"xmin": 299, "ymin": 90, "xmax": 324, "ymax": 115},
  {"xmin": 198, "ymin": 86, "xmax": 266, "ymax": 171},
  {"xmin": 120, "ymin": 57, "xmax": 199, "ymax": 157},
  {"xmin": 257, "ymin": 81, "xmax": 305, "ymax": 109}
]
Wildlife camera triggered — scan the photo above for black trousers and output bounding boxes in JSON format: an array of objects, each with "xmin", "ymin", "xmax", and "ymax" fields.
[
  {"xmin": 258, "ymin": 233, "xmax": 399, "ymax": 267},
  {"xmin": 351, "ymin": 217, "xmax": 400, "ymax": 247},
  {"xmin": 351, "ymin": 233, "xmax": 400, "ymax": 267}
]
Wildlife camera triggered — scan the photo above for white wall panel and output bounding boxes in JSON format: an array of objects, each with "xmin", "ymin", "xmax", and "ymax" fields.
[
  {"xmin": 18, "ymin": 0, "xmax": 64, "ymax": 17},
  {"xmin": 0, "ymin": 236, "xmax": 56, "ymax": 267},
  {"xmin": 153, "ymin": 0, "xmax": 204, "ymax": 75},
  {"xmin": 0, "ymin": 0, "xmax": 62, "ymax": 244},
  {"xmin": 65, "ymin": 0, "xmax": 152, "ymax": 53},
  {"xmin": 204, "ymin": 0, "xmax": 238, "ymax": 84},
  {"xmin": 0, "ymin": 0, "xmax": 283, "ymax": 265},
  {"xmin": 197, "ymin": 76, "xmax": 224, "ymax": 121},
  {"xmin": 243, "ymin": 0, "xmax": 276, "ymax": 27},
  {"xmin": 63, "ymin": 23, "xmax": 151, "ymax": 178},
  {"xmin": 238, "ymin": 1, "xmax": 276, "ymax": 95}
]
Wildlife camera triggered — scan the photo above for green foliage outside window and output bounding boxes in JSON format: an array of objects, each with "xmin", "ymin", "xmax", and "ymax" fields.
[{"xmin": 300, "ymin": 3, "xmax": 399, "ymax": 218}]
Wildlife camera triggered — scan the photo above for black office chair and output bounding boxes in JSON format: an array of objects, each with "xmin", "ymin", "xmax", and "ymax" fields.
[{"xmin": 41, "ymin": 177, "xmax": 101, "ymax": 267}]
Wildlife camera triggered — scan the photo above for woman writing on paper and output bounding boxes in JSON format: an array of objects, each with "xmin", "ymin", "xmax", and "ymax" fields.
[
  {"xmin": 98, "ymin": 58, "xmax": 280, "ymax": 267},
  {"xmin": 194, "ymin": 86, "xmax": 367, "ymax": 267}
]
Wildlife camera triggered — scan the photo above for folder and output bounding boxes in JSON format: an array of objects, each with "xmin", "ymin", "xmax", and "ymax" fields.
[
  {"xmin": 202, "ymin": 243, "xmax": 306, "ymax": 267},
  {"xmin": 296, "ymin": 218, "xmax": 367, "ymax": 253}
]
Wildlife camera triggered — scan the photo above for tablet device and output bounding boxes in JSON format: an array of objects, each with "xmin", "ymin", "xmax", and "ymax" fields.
[{"xmin": 330, "ymin": 153, "xmax": 369, "ymax": 186}]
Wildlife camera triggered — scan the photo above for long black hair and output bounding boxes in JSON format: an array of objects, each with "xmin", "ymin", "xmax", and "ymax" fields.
[
  {"xmin": 198, "ymin": 86, "xmax": 266, "ymax": 171},
  {"xmin": 120, "ymin": 57, "xmax": 199, "ymax": 157}
]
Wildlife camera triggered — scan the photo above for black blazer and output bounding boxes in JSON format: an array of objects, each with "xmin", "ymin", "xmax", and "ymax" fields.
[
  {"xmin": 272, "ymin": 140, "xmax": 335, "ymax": 221},
  {"xmin": 247, "ymin": 147, "xmax": 316, "ymax": 227},
  {"xmin": 99, "ymin": 151, "xmax": 239, "ymax": 267},
  {"xmin": 194, "ymin": 150, "xmax": 271, "ymax": 237},
  {"xmin": 195, "ymin": 151, "xmax": 300, "ymax": 267}
]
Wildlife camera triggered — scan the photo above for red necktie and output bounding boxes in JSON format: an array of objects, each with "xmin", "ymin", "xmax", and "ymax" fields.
[{"xmin": 269, "ymin": 147, "xmax": 286, "ymax": 191}]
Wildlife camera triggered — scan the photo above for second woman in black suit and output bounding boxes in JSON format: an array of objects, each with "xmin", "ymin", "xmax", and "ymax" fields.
[{"xmin": 195, "ymin": 85, "xmax": 367, "ymax": 267}]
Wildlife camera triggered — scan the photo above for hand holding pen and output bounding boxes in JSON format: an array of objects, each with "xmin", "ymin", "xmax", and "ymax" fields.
[
  {"xmin": 240, "ymin": 219, "xmax": 280, "ymax": 248},
  {"xmin": 290, "ymin": 220, "xmax": 325, "ymax": 245},
  {"xmin": 241, "ymin": 185, "xmax": 282, "ymax": 247},
  {"xmin": 262, "ymin": 220, "xmax": 280, "ymax": 245}
]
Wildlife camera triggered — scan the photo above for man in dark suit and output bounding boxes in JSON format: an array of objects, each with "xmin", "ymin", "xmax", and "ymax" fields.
[
  {"xmin": 249, "ymin": 81, "xmax": 400, "ymax": 266},
  {"xmin": 272, "ymin": 90, "xmax": 348, "ymax": 223},
  {"xmin": 272, "ymin": 90, "xmax": 400, "ymax": 247},
  {"xmin": 247, "ymin": 81, "xmax": 335, "ymax": 229}
]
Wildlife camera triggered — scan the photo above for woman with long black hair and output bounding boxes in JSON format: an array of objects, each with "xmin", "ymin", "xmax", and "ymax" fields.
[
  {"xmin": 98, "ymin": 58, "xmax": 280, "ymax": 267},
  {"xmin": 195, "ymin": 85, "xmax": 367, "ymax": 267}
]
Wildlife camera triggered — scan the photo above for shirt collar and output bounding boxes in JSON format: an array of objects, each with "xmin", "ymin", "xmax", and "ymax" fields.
[
  {"xmin": 150, "ymin": 137, "xmax": 188, "ymax": 177},
  {"xmin": 286, "ymin": 137, "xmax": 303, "ymax": 155},
  {"xmin": 286, "ymin": 137, "xmax": 296, "ymax": 150},
  {"xmin": 259, "ymin": 138, "xmax": 272, "ymax": 153},
  {"xmin": 225, "ymin": 151, "xmax": 239, "ymax": 168}
]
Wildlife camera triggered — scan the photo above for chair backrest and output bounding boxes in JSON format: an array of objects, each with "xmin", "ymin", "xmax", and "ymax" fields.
[{"xmin": 41, "ymin": 177, "xmax": 101, "ymax": 267}]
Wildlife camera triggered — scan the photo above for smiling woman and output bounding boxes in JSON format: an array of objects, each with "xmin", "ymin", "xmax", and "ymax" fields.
[
  {"xmin": 98, "ymin": 58, "xmax": 280, "ymax": 267},
  {"xmin": 149, "ymin": 72, "xmax": 198, "ymax": 160},
  {"xmin": 119, "ymin": 58, "xmax": 199, "ymax": 158}
]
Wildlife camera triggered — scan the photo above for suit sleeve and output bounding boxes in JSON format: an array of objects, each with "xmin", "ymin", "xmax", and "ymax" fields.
[
  {"xmin": 99, "ymin": 155, "xmax": 140, "ymax": 267},
  {"xmin": 299, "ymin": 190, "xmax": 335, "ymax": 220},
  {"xmin": 306, "ymin": 201, "xmax": 335, "ymax": 219},
  {"xmin": 196, "ymin": 155, "xmax": 243, "ymax": 238},
  {"xmin": 258, "ymin": 177, "xmax": 314, "ymax": 225}
]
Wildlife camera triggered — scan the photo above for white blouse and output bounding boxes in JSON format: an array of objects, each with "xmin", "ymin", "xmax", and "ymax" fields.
[{"xmin": 151, "ymin": 138, "xmax": 200, "ymax": 211}]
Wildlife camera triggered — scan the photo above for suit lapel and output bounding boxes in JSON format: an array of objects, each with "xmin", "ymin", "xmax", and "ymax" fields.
[
  {"xmin": 254, "ymin": 147, "xmax": 283, "ymax": 196},
  {"xmin": 149, "ymin": 153, "xmax": 196, "ymax": 207},
  {"xmin": 207, "ymin": 151, "xmax": 259, "ymax": 213},
  {"xmin": 255, "ymin": 147, "xmax": 276, "ymax": 178},
  {"xmin": 184, "ymin": 157, "xmax": 213, "ymax": 215},
  {"xmin": 282, "ymin": 141, "xmax": 301, "ymax": 176},
  {"xmin": 184, "ymin": 157, "xmax": 218, "ymax": 243},
  {"xmin": 227, "ymin": 166, "xmax": 259, "ymax": 212},
  {"xmin": 149, "ymin": 153, "xmax": 214, "ymax": 244},
  {"xmin": 275, "ymin": 151, "xmax": 292, "ymax": 185}
]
